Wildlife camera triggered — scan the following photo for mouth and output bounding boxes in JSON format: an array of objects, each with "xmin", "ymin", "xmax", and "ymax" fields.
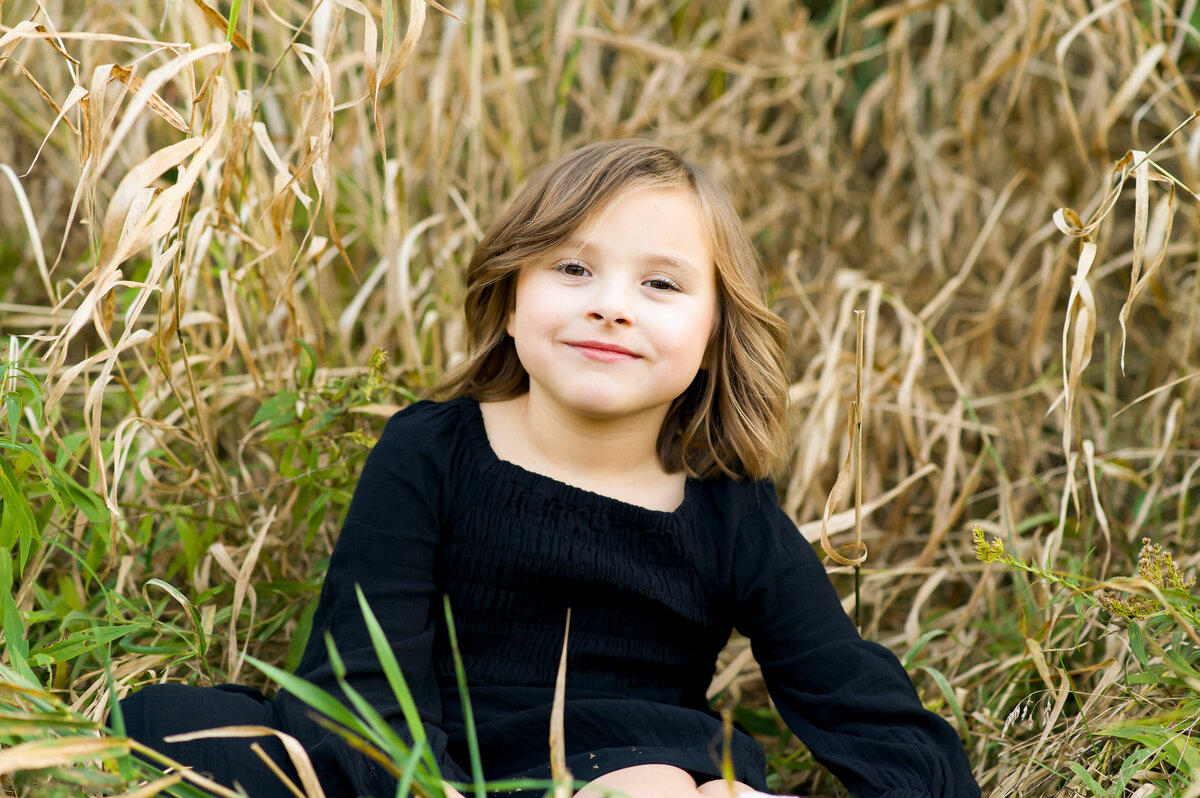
[{"xmin": 566, "ymin": 340, "xmax": 640, "ymax": 361}]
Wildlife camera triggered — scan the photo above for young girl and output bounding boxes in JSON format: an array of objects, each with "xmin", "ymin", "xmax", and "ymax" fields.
[{"xmin": 120, "ymin": 140, "xmax": 980, "ymax": 798}]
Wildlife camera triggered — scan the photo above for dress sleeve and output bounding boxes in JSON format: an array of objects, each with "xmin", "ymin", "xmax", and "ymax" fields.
[
  {"xmin": 275, "ymin": 401, "xmax": 469, "ymax": 794},
  {"xmin": 731, "ymin": 480, "xmax": 979, "ymax": 798}
]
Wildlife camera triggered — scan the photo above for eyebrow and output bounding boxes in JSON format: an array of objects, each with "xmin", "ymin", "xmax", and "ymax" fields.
[{"xmin": 561, "ymin": 237, "xmax": 701, "ymax": 275}]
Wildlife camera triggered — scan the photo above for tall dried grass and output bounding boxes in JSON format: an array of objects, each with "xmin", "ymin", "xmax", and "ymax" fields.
[{"xmin": 1, "ymin": 0, "xmax": 1199, "ymax": 795}]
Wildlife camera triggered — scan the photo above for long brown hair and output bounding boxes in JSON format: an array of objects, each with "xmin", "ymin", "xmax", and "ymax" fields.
[{"xmin": 435, "ymin": 139, "xmax": 789, "ymax": 480}]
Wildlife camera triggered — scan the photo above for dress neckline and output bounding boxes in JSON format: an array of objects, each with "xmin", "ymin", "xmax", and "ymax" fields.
[{"xmin": 457, "ymin": 396, "xmax": 699, "ymax": 525}]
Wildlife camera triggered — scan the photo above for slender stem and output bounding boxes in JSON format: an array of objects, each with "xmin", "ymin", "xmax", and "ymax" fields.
[{"xmin": 854, "ymin": 309, "xmax": 865, "ymax": 632}]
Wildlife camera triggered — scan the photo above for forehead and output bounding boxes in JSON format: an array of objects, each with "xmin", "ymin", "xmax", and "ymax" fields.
[
  {"xmin": 576, "ymin": 184, "xmax": 702, "ymax": 231},
  {"xmin": 568, "ymin": 186, "xmax": 713, "ymax": 268}
]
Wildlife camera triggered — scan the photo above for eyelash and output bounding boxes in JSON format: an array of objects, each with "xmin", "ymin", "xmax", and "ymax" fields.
[
  {"xmin": 645, "ymin": 277, "xmax": 681, "ymax": 292},
  {"xmin": 554, "ymin": 260, "xmax": 589, "ymax": 277},
  {"xmin": 553, "ymin": 261, "xmax": 681, "ymax": 292}
]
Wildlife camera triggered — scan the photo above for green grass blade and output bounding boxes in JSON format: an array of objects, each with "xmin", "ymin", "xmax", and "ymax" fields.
[
  {"xmin": 244, "ymin": 654, "xmax": 375, "ymax": 742},
  {"xmin": 443, "ymin": 596, "xmax": 485, "ymax": 798},
  {"xmin": 1064, "ymin": 760, "xmax": 1105, "ymax": 795},
  {"xmin": 0, "ymin": 457, "xmax": 37, "ymax": 574},
  {"xmin": 226, "ymin": 0, "xmax": 242, "ymax": 43},
  {"xmin": 916, "ymin": 664, "xmax": 968, "ymax": 742},
  {"xmin": 1, "ymin": 592, "xmax": 39, "ymax": 687},
  {"xmin": 353, "ymin": 585, "xmax": 427, "ymax": 744},
  {"xmin": 901, "ymin": 629, "xmax": 946, "ymax": 669},
  {"xmin": 354, "ymin": 585, "xmax": 448, "ymax": 782},
  {"xmin": 321, "ymin": 632, "xmax": 417, "ymax": 767},
  {"xmin": 395, "ymin": 739, "xmax": 427, "ymax": 798}
]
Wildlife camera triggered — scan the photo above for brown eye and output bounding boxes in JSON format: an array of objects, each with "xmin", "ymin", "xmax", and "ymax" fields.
[
  {"xmin": 554, "ymin": 260, "xmax": 589, "ymax": 277},
  {"xmin": 645, "ymin": 278, "xmax": 680, "ymax": 292}
]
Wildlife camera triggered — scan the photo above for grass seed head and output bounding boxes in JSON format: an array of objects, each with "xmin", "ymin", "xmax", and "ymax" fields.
[{"xmin": 972, "ymin": 526, "xmax": 1007, "ymax": 565}]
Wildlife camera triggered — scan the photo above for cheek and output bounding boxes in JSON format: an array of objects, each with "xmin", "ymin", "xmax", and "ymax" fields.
[
  {"xmin": 507, "ymin": 290, "xmax": 560, "ymax": 341},
  {"xmin": 521, "ymin": 289, "xmax": 564, "ymax": 324},
  {"xmin": 660, "ymin": 321, "xmax": 712, "ymax": 373}
]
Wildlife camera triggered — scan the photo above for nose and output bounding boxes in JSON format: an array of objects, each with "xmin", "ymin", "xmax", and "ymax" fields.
[{"xmin": 587, "ymin": 277, "xmax": 634, "ymax": 325}]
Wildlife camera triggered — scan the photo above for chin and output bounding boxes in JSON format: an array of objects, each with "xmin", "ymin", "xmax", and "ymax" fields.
[
  {"xmin": 564, "ymin": 399, "xmax": 631, "ymax": 420},
  {"xmin": 535, "ymin": 380, "xmax": 672, "ymax": 422},
  {"xmin": 555, "ymin": 391, "xmax": 639, "ymax": 420}
]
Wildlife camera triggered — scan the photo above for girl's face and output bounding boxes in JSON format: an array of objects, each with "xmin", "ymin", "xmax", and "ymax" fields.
[{"xmin": 506, "ymin": 186, "xmax": 718, "ymax": 428}]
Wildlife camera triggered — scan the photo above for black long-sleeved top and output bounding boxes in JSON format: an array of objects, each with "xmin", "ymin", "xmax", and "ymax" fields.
[{"xmin": 273, "ymin": 397, "xmax": 980, "ymax": 797}]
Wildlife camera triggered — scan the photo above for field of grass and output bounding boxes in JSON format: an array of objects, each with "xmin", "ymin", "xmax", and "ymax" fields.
[{"xmin": 1, "ymin": 0, "xmax": 1199, "ymax": 795}]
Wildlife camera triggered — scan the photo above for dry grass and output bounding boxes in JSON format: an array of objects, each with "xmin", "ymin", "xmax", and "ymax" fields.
[{"xmin": 2, "ymin": 0, "xmax": 1199, "ymax": 795}]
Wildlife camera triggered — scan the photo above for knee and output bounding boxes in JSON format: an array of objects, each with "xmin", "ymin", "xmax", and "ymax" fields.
[
  {"xmin": 576, "ymin": 765, "xmax": 702, "ymax": 798},
  {"xmin": 696, "ymin": 779, "xmax": 756, "ymax": 797}
]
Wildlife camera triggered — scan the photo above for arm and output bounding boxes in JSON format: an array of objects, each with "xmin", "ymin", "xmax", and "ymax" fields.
[
  {"xmin": 276, "ymin": 402, "xmax": 470, "ymax": 793},
  {"xmin": 732, "ymin": 481, "xmax": 979, "ymax": 798}
]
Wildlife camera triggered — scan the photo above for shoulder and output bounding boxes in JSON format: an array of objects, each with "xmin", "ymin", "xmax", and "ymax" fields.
[
  {"xmin": 694, "ymin": 475, "xmax": 795, "ymax": 567},
  {"xmin": 348, "ymin": 398, "xmax": 482, "ymax": 508},
  {"xmin": 690, "ymin": 471, "xmax": 786, "ymax": 560},
  {"xmin": 367, "ymin": 397, "xmax": 480, "ymax": 473},
  {"xmin": 378, "ymin": 396, "xmax": 474, "ymax": 445},
  {"xmin": 705, "ymin": 475, "xmax": 815, "ymax": 574},
  {"xmin": 702, "ymin": 473, "xmax": 785, "ymax": 529}
]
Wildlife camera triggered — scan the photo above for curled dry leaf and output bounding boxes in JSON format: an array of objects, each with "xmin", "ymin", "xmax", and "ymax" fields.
[
  {"xmin": 1119, "ymin": 160, "xmax": 1176, "ymax": 374},
  {"xmin": 109, "ymin": 64, "xmax": 190, "ymax": 132},
  {"xmin": 253, "ymin": 122, "xmax": 313, "ymax": 210},
  {"xmin": 164, "ymin": 726, "xmax": 325, "ymax": 798},
  {"xmin": 1119, "ymin": 149, "xmax": 1152, "ymax": 375},
  {"xmin": 227, "ymin": 507, "xmax": 277, "ymax": 683},
  {"xmin": 1049, "ymin": 240, "xmax": 1097, "ymax": 450},
  {"xmin": 38, "ymin": 135, "xmax": 201, "ymax": 370},
  {"xmin": 797, "ymin": 464, "xmax": 937, "ymax": 543},
  {"xmin": 819, "ymin": 402, "xmax": 868, "ymax": 567},
  {"xmin": 93, "ymin": 41, "xmax": 230, "ymax": 180},
  {"xmin": 380, "ymin": 0, "xmax": 425, "ymax": 87},
  {"xmin": 0, "ymin": 20, "xmax": 79, "ymax": 65},
  {"xmin": 1052, "ymin": 206, "xmax": 1087, "ymax": 238},
  {"xmin": 217, "ymin": 89, "xmax": 253, "ymax": 217},
  {"xmin": 327, "ymin": 0, "xmax": 381, "ymax": 152}
]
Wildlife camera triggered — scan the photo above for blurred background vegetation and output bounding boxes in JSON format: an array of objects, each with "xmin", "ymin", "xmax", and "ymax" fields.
[{"xmin": 1, "ymin": 0, "xmax": 1199, "ymax": 795}]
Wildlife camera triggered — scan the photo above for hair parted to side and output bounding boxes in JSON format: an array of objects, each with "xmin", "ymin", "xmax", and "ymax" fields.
[{"xmin": 435, "ymin": 138, "xmax": 789, "ymax": 481}]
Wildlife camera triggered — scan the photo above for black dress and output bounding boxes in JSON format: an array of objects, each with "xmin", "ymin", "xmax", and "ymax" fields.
[{"xmin": 121, "ymin": 397, "xmax": 979, "ymax": 797}]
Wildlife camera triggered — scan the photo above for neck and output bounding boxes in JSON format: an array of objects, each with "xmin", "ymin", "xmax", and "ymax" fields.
[
  {"xmin": 516, "ymin": 390, "xmax": 668, "ymax": 478},
  {"xmin": 479, "ymin": 392, "xmax": 686, "ymax": 511}
]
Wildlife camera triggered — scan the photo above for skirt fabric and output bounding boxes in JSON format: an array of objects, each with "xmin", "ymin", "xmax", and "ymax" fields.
[
  {"xmin": 117, "ymin": 683, "xmax": 770, "ymax": 797},
  {"xmin": 119, "ymin": 683, "xmax": 302, "ymax": 798}
]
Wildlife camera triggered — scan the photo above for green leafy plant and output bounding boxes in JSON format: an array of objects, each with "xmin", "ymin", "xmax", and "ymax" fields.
[{"xmin": 974, "ymin": 527, "xmax": 1200, "ymax": 795}]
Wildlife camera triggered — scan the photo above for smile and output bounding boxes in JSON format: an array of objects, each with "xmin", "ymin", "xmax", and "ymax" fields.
[{"xmin": 566, "ymin": 341, "xmax": 640, "ymax": 362}]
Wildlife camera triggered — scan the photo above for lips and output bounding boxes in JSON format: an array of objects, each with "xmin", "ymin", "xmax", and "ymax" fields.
[{"xmin": 566, "ymin": 340, "xmax": 640, "ymax": 361}]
